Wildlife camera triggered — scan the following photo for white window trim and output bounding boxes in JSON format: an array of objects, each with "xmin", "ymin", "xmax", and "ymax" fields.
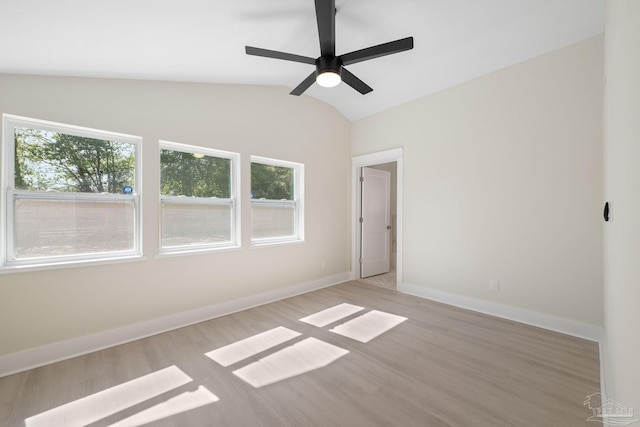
[
  {"xmin": 250, "ymin": 155, "xmax": 304, "ymax": 246},
  {"xmin": 1, "ymin": 114, "xmax": 143, "ymax": 270},
  {"xmin": 158, "ymin": 140, "xmax": 241, "ymax": 255}
]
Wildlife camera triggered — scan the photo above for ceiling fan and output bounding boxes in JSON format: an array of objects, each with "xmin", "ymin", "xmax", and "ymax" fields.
[{"xmin": 245, "ymin": 0, "xmax": 414, "ymax": 96}]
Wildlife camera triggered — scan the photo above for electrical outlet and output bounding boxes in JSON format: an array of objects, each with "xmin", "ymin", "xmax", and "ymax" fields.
[{"xmin": 490, "ymin": 280, "xmax": 500, "ymax": 292}]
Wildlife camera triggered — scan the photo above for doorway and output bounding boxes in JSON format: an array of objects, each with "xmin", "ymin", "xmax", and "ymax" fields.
[
  {"xmin": 352, "ymin": 149, "xmax": 403, "ymax": 290},
  {"xmin": 361, "ymin": 165, "xmax": 395, "ymax": 281}
]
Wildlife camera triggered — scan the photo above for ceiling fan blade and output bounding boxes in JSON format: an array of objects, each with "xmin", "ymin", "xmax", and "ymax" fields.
[
  {"xmin": 290, "ymin": 71, "xmax": 317, "ymax": 96},
  {"xmin": 245, "ymin": 46, "xmax": 316, "ymax": 65},
  {"xmin": 341, "ymin": 68, "xmax": 373, "ymax": 94},
  {"xmin": 314, "ymin": 0, "xmax": 335, "ymax": 56},
  {"xmin": 339, "ymin": 36, "xmax": 414, "ymax": 66}
]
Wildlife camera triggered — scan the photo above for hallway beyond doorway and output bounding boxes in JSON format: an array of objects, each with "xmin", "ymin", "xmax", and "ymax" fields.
[{"xmin": 359, "ymin": 269, "xmax": 396, "ymax": 290}]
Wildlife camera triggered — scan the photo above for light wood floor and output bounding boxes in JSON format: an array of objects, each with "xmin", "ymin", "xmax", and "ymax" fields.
[{"xmin": 0, "ymin": 281, "xmax": 600, "ymax": 426}]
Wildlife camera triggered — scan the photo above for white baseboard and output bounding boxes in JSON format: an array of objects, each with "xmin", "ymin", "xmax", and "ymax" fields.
[
  {"xmin": 400, "ymin": 282, "xmax": 603, "ymax": 342},
  {"xmin": 0, "ymin": 272, "xmax": 351, "ymax": 378}
]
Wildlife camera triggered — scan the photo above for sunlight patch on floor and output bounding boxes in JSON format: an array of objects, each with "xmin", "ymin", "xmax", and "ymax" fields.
[
  {"xmin": 205, "ymin": 326, "xmax": 301, "ymax": 367},
  {"xmin": 232, "ymin": 337, "xmax": 349, "ymax": 388},
  {"xmin": 299, "ymin": 303, "xmax": 365, "ymax": 327},
  {"xmin": 24, "ymin": 303, "xmax": 408, "ymax": 426},
  {"xmin": 108, "ymin": 386, "xmax": 219, "ymax": 427},
  {"xmin": 330, "ymin": 310, "xmax": 407, "ymax": 343},
  {"xmin": 25, "ymin": 366, "xmax": 195, "ymax": 427}
]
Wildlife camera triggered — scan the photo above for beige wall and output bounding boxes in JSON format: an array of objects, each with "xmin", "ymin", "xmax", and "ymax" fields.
[
  {"xmin": 0, "ymin": 34, "xmax": 611, "ymax": 372},
  {"xmin": 352, "ymin": 36, "xmax": 604, "ymax": 326},
  {"xmin": 603, "ymin": 0, "xmax": 640, "ymax": 413},
  {"xmin": 0, "ymin": 75, "xmax": 351, "ymax": 356}
]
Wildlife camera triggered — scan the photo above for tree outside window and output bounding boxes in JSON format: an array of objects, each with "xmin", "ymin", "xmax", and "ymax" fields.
[
  {"xmin": 250, "ymin": 157, "xmax": 304, "ymax": 244},
  {"xmin": 159, "ymin": 142, "xmax": 239, "ymax": 252},
  {"xmin": 2, "ymin": 115, "xmax": 141, "ymax": 267}
]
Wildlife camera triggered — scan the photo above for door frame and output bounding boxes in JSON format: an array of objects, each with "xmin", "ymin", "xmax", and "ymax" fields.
[
  {"xmin": 352, "ymin": 148, "xmax": 403, "ymax": 287},
  {"xmin": 360, "ymin": 166, "xmax": 392, "ymax": 278}
]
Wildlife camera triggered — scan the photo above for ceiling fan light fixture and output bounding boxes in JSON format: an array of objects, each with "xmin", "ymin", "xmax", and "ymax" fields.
[
  {"xmin": 315, "ymin": 55, "xmax": 342, "ymax": 88},
  {"xmin": 244, "ymin": 0, "xmax": 414, "ymax": 96},
  {"xmin": 316, "ymin": 71, "xmax": 341, "ymax": 87}
]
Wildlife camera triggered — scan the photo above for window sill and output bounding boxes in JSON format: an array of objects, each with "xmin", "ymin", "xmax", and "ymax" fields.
[
  {"xmin": 250, "ymin": 238, "xmax": 305, "ymax": 249},
  {"xmin": 155, "ymin": 245, "xmax": 241, "ymax": 259},
  {"xmin": 0, "ymin": 254, "xmax": 147, "ymax": 275}
]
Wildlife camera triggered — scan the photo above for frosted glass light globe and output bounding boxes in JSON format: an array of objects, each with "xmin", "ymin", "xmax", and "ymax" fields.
[{"xmin": 316, "ymin": 71, "xmax": 341, "ymax": 87}]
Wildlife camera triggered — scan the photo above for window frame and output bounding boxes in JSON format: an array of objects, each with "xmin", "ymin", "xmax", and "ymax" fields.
[
  {"xmin": 250, "ymin": 155, "xmax": 304, "ymax": 246},
  {"xmin": 1, "ymin": 114, "xmax": 143, "ymax": 270},
  {"xmin": 158, "ymin": 140, "xmax": 241, "ymax": 255}
]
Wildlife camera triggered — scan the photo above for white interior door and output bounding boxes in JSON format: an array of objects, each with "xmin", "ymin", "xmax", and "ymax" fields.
[{"xmin": 360, "ymin": 167, "xmax": 391, "ymax": 278}]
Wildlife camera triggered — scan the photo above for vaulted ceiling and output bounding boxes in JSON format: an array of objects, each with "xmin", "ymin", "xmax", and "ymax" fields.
[{"xmin": 0, "ymin": 0, "xmax": 604, "ymax": 121}]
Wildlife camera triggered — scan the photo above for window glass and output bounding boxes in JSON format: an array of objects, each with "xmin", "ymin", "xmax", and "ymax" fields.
[
  {"xmin": 251, "ymin": 203, "xmax": 296, "ymax": 240},
  {"xmin": 2, "ymin": 115, "xmax": 141, "ymax": 268},
  {"xmin": 250, "ymin": 157, "xmax": 303, "ymax": 244},
  {"xmin": 160, "ymin": 149, "xmax": 230, "ymax": 198},
  {"xmin": 14, "ymin": 198, "xmax": 135, "ymax": 258},
  {"xmin": 15, "ymin": 127, "xmax": 135, "ymax": 194},
  {"xmin": 250, "ymin": 163, "xmax": 293, "ymax": 200},
  {"xmin": 161, "ymin": 203, "xmax": 231, "ymax": 248},
  {"xmin": 159, "ymin": 143, "xmax": 239, "ymax": 252}
]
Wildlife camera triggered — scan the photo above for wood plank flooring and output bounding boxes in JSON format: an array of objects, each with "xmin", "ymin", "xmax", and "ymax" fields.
[{"xmin": 0, "ymin": 281, "xmax": 600, "ymax": 426}]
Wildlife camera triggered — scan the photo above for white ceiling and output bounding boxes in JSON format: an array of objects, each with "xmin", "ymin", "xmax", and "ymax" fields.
[{"xmin": 0, "ymin": 0, "xmax": 604, "ymax": 121}]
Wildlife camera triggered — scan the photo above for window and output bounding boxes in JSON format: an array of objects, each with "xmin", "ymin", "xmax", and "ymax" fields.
[
  {"xmin": 1, "ymin": 114, "xmax": 142, "ymax": 268},
  {"xmin": 159, "ymin": 141, "xmax": 240, "ymax": 253},
  {"xmin": 251, "ymin": 156, "xmax": 304, "ymax": 244}
]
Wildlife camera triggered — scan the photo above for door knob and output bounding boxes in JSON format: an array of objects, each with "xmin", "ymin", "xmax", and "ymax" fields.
[{"xmin": 387, "ymin": 225, "xmax": 392, "ymax": 230}]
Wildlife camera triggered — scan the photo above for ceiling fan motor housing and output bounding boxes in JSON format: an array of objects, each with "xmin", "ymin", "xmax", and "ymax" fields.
[{"xmin": 316, "ymin": 55, "xmax": 342, "ymax": 77}]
